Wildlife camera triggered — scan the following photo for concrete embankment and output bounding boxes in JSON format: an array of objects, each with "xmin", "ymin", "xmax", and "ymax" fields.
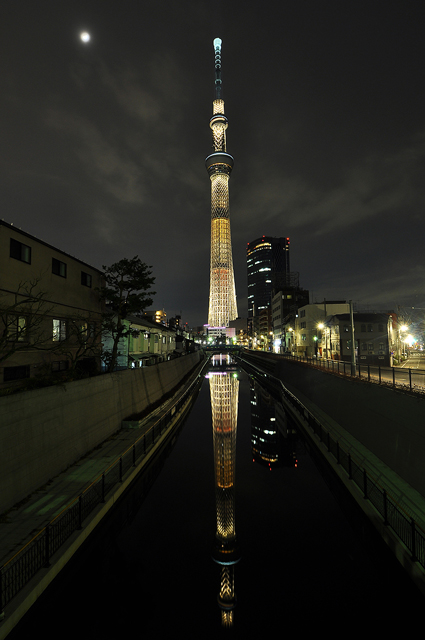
[
  {"xmin": 240, "ymin": 350, "xmax": 425, "ymax": 597},
  {"xmin": 241, "ymin": 351, "xmax": 425, "ymax": 500},
  {"xmin": 0, "ymin": 352, "xmax": 202, "ymax": 514},
  {"xmin": 0, "ymin": 354, "xmax": 207, "ymax": 639}
]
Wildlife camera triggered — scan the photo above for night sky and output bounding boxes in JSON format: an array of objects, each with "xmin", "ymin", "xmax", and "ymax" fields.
[{"xmin": 2, "ymin": 1, "xmax": 425, "ymax": 327}]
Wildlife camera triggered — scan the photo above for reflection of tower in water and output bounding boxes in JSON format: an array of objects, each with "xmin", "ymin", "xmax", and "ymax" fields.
[{"xmin": 208, "ymin": 354, "xmax": 240, "ymax": 628}]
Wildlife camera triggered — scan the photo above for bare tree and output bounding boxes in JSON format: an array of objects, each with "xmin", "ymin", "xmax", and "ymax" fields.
[
  {"xmin": 53, "ymin": 314, "xmax": 103, "ymax": 375},
  {"xmin": 0, "ymin": 277, "xmax": 53, "ymax": 364}
]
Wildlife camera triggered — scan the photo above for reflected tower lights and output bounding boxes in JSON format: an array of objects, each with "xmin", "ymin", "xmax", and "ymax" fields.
[{"xmin": 208, "ymin": 360, "xmax": 240, "ymax": 627}]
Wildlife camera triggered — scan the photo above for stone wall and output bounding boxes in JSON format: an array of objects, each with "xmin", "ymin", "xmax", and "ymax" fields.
[{"xmin": 0, "ymin": 352, "xmax": 201, "ymax": 513}]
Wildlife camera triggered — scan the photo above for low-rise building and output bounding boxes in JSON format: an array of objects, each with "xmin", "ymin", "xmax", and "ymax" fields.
[
  {"xmin": 143, "ymin": 308, "xmax": 167, "ymax": 325},
  {"xmin": 291, "ymin": 301, "xmax": 350, "ymax": 357},
  {"xmin": 325, "ymin": 312, "xmax": 392, "ymax": 366},
  {"xmin": 101, "ymin": 314, "xmax": 177, "ymax": 370},
  {"xmin": 0, "ymin": 221, "xmax": 104, "ymax": 388},
  {"xmin": 272, "ymin": 283, "xmax": 309, "ymax": 352}
]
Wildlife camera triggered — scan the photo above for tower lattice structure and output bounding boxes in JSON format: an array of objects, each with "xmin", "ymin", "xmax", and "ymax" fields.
[{"xmin": 206, "ymin": 38, "xmax": 238, "ymax": 329}]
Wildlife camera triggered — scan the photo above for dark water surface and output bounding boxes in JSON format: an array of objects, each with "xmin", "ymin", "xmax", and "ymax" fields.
[{"xmin": 9, "ymin": 364, "xmax": 424, "ymax": 638}]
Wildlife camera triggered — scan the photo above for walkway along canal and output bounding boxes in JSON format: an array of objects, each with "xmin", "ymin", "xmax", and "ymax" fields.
[{"xmin": 5, "ymin": 354, "xmax": 425, "ymax": 638}]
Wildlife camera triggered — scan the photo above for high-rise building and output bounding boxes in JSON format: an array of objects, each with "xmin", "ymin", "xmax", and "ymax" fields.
[
  {"xmin": 206, "ymin": 38, "xmax": 237, "ymax": 334},
  {"xmin": 247, "ymin": 236, "xmax": 290, "ymax": 321}
]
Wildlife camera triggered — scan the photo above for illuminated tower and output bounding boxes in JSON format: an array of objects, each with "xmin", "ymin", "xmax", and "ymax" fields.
[
  {"xmin": 208, "ymin": 355, "xmax": 240, "ymax": 628},
  {"xmin": 206, "ymin": 38, "xmax": 238, "ymax": 331}
]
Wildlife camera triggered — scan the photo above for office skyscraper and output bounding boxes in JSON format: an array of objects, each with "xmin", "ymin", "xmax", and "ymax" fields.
[
  {"xmin": 247, "ymin": 236, "xmax": 290, "ymax": 320},
  {"xmin": 206, "ymin": 38, "xmax": 238, "ymax": 331}
]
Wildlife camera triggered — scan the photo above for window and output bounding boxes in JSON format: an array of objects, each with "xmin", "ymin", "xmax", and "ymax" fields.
[
  {"xmin": 52, "ymin": 361, "xmax": 69, "ymax": 372},
  {"xmin": 343, "ymin": 325, "xmax": 349, "ymax": 332},
  {"xmin": 7, "ymin": 315, "xmax": 27, "ymax": 342},
  {"xmin": 300, "ymin": 310, "xmax": 305, "ymax": 317},
  {"xmin": 53, "ymin": 318, "xmax": 67, "ymax": 341},
  {"xmin": 379, "ymin": 342, "xmax": 385, "ymax": 351},
  {"xmin": 88, "ymin": 322, "xmax": 96, "ymax": 339},
  {"xmin": 79, "ymin": 321, "xmax": 88, "ymax": 341},
  {"xmin": 10, "ymin": 238, "xmax": 31, "ymax": 264},
  {"xmin": 361, "ymin": 324, "xmax": 366, "ymax": 332},
  {"xmin": 368, "ymin": 343, "xmax": 373, "ymax": 352},
  {"xmin": 362, "ymin": 342, "xmax": 367, "ymax": 351},
  {"xmin": 367, "ymin": 324, "xmax": 373, "ymax": 332},
  {"xmin": 4, "ymin": 365, "xmax": 30, "ymax": 381},
  {"xmin": 52, "ymin": 258, "xmax": 67, "ymax": 278},
  {"xmin": 81, "ymin": 272, "xmax": 92, "ymax": 287}
]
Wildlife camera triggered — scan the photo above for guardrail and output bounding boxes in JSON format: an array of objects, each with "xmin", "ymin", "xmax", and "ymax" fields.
[
  {"xmin": 0, "ymin": 359, "xmax": 209, "ymax": 619},
  {"xmin": 238, "ymin": 354, "xmax": 425, "ymax": 570},
  {"xmin": 275, "ymin": 352, "xmax": 425, "ymax": 393}
]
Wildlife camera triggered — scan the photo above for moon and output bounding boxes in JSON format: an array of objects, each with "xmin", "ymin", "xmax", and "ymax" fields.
[{"xmin": 80, "ymin": 32, "xmax": 90, "ymax": 43}]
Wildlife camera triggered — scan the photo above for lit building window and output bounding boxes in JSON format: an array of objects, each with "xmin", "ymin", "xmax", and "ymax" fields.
[{"xmin": 53, "ymin": 319, "xmax": 67, "ymax": 341}]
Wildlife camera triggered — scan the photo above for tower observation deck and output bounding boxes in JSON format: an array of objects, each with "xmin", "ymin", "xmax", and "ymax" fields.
[{"xmin": 206, "ymin": 38, "xmax": 238, "ymax": 331}]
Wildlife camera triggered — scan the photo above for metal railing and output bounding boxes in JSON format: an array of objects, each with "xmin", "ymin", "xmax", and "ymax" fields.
[
  {"xmin": 274, "ymin": 352, "xmax": 425, "ymax": 394},
  {"xmin": 239, "ymin": 354, "xmax": 425, "ymax": 569},
  {"xmin": 0, "ymin": 359, "xmax": 208, "ymax": 617}
]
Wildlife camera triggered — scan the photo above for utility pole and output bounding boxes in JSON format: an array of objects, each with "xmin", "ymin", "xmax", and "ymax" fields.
[{"xmin": 350, "ymin": 300, "xmax": 356, "ymax": 375}]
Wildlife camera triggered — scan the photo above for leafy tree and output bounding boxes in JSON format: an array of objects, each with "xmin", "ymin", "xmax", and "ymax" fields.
[{"xmin": 98, "ymin": 256, "xmax": 155, "ymax": 372}]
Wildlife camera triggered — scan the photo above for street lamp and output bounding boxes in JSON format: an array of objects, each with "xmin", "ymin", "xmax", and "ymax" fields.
[
  {"xmin": 399, "ymin": 324, "xmax": 408, "ymax": 361},
  {"xmin": 317, "ymin": 323, "xmax": 325, "ymax": 359}
]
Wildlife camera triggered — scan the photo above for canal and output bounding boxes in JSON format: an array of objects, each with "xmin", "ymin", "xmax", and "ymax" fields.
[{"xmin": 8, "ymin": 356, "xmax": 424, "ymax": 638}]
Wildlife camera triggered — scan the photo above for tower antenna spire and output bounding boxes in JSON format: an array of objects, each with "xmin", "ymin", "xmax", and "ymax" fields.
[{"xmin": 213, "ymin": 37, "xmax": 223, "ymax": 99}]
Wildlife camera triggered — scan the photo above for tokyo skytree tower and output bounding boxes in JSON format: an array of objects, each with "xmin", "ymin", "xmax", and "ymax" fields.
[{"xmin": 206, "ymin": 38, "xmax": 238, "ymax": 329}]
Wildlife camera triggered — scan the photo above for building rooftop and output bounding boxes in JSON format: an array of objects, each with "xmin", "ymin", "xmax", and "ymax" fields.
[{"xmin": 0, "ymin": 219, "xmax": 103, "ymax": 274}]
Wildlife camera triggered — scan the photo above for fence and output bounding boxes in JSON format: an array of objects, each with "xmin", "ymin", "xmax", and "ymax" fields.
[
  {"xmin": 239, "ymin": 354, "xmax": 425, "ymax": 569},
  {"xmin": 278, "ymin": 353, "xmax": 425, "ymax": 394},
  {"xmin": 0, "ymin": 359, "xmax": 208, "ymax": 618}
]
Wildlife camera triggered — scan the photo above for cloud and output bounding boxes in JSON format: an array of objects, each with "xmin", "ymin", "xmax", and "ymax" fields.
[
  {"xmin": 45, "ymin": 109, "xmax": 146, "ymax": 205},
  {"xmin": 235, "ymin": 125, "xmax": 425, "ymax": 241},
  {"xmin": 99, "ymin": 64, "xmax": 162, "ymax": 124}
]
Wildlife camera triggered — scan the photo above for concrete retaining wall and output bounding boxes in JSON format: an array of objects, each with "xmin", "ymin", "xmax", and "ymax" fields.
[
  {"xmin": 0, "ymin": 352, "xmax": 201, "ymax": 514},
  {"xmin": 241, "ymin": 351, "xmax": 425, "ymax": 499}
]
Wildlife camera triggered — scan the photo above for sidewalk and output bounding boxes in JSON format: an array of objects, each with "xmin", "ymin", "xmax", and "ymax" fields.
[
  {"xmin": 0, "ymin": 413, "xmax": 156, "ymax": 567},
  {"xmin": 0, "ymin": 358, "xmax": 206, "ymax": 568},
  {"xmin": 0, "ymin": 360, "xmax": 207, "ymax": 639}
]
